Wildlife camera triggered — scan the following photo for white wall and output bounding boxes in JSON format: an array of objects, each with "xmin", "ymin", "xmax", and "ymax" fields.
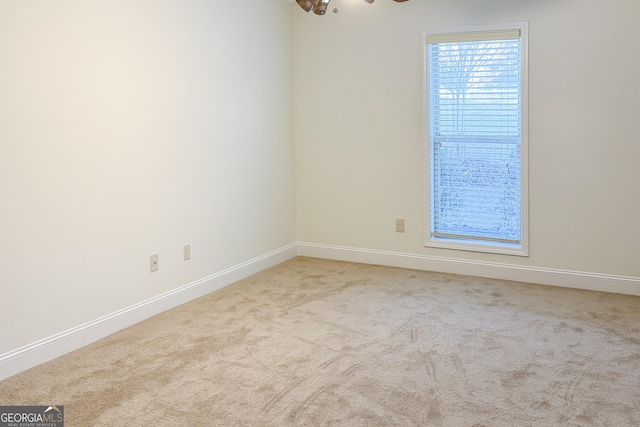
[
  {"xmin": 293, "ymin": 0, "xmax": 640, "ymax": 282},
  {"xmin": 0, "ymin": 0, "xmax": 296, "ymax": 355}
]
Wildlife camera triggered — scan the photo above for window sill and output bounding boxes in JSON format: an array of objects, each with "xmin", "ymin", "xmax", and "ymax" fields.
[{"xmin": 425, "ymin": 236, "xmax": 529, "ymax": 257}]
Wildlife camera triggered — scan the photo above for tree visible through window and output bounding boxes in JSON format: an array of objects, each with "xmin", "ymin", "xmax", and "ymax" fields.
[{"xmin": 425, "ymin": 26, "xmax": 528, "ymax": 254}]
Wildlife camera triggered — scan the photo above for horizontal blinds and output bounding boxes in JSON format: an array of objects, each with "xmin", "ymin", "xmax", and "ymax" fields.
[
  {"xmin": 429, "ymin": 33, "xmax": 522, "ymax": 244},
  {"xmin": 426, "ymin": 29, "xmax": 520, "ymax": 45}
]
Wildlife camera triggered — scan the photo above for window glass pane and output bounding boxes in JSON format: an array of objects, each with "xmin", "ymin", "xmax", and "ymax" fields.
[{"xmin": 429, "ymin": 36, "xmax": 522, "ymax": 244}]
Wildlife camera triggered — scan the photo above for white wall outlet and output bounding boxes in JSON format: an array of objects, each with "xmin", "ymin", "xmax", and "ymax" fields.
[
  {"xmin": 396, "ymin": 218, "xmax": 405, "ymax": 233},
  {"xmin": 183, "ymin": 244, "xmax": 191, "ymax": 261},
  {"xmin": 150, "ymin": 253, "xmax": 159, "ymax": 272}
]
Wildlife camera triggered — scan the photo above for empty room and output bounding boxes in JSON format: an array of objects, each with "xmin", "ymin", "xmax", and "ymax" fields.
[{"xmin": 1, "ymin": 0, "xmax": 639, "ymax": 425}]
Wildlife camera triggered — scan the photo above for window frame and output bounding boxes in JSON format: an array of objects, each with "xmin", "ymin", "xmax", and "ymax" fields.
[{"xmin": 422, "ymin": 22, "xmax": 529, "ymax": 257}]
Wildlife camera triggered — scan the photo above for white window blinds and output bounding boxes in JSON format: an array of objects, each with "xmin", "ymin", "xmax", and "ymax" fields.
[{"xmin": 428, "ymin": 30, "xmax": 522, "ymax": 245}]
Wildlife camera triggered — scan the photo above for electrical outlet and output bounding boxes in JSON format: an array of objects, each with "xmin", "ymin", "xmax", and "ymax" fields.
[
  {"xmin": 150, "ymin": 253, "xmax": 159, "ymax": 272},
  {"xmin": 396, "ymin": 218, "xmax": 405, "ymax": 233},
  {"xmin": 183, "ymin": 244, "xmax": 191, "ymax": 261}
]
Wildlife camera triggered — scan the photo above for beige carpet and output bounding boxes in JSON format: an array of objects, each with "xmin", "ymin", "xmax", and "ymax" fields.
[{"xmin": 1, "ymin": 257, "xmax": 640, "ymax": 426}]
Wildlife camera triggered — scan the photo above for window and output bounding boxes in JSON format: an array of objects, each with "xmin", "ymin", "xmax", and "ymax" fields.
[{"xmin": 424, "ymin": 23, "xmax": 528, "ymax": 256}]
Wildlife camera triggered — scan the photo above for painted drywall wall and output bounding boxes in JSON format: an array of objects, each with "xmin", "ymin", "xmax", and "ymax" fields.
[
  {"xmin": 0, "ymin": 0, "xmax": 295, "ymax": 354},
  {"xmin": 293, "ymin": 0, "xmax": 640, "ymax": 279}
]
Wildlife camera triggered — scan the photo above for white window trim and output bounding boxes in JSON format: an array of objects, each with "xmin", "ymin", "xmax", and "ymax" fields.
[{"xmin": 422, "ymin": 22, "xmax": 529, "ymax": 257}]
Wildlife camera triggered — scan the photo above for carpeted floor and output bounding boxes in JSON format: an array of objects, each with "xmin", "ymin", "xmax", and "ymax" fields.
[{"xmin": 1, "ymin": 257, "xmax": 640, "ymax": 426}]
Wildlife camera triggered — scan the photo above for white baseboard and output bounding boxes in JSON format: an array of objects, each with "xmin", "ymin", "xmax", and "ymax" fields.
[
  {"xmin": 296, "ymin": 242, "xmax": 640, "ymax": 296},
  {"xmin": 0, "ymin": 244, "xmax": 297, "ymax": 381},
  {"xmin": 4, "ymin": 241, "xmax": 638, "ymax": 381}
]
